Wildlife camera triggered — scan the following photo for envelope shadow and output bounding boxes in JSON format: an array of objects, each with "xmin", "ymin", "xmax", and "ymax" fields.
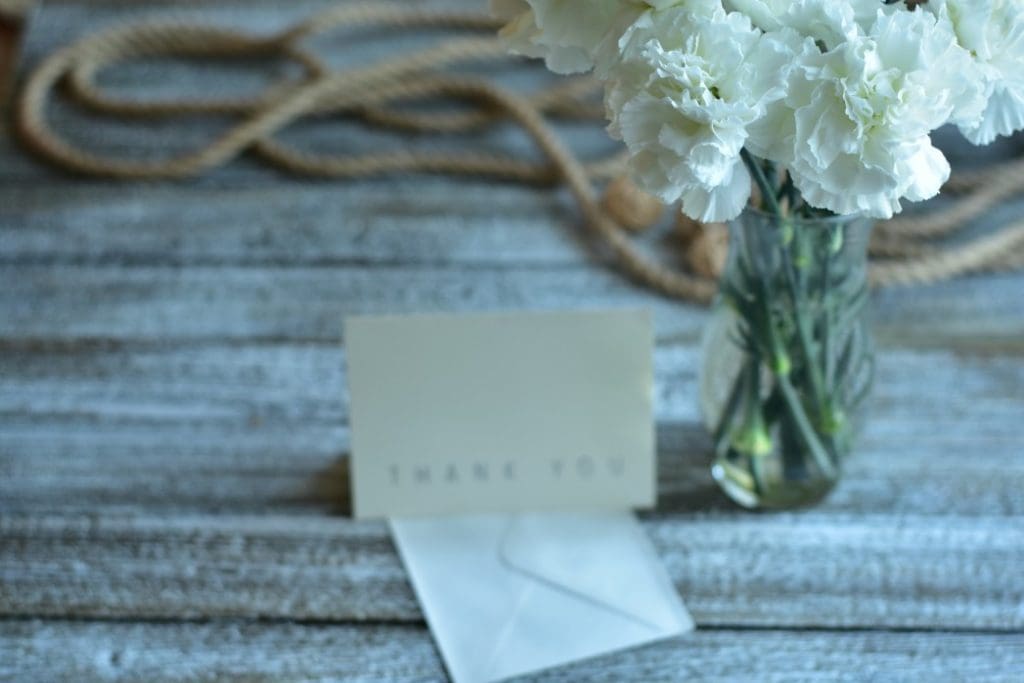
[{"xmin": 654, "ymin": 421, "xmax": 737, "ymax": 514}]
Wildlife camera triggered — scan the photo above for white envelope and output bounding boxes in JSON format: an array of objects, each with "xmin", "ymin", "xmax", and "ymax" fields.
[{"xmin": 390, "ymin": 511, "xmax": 695, "ymax": 683}]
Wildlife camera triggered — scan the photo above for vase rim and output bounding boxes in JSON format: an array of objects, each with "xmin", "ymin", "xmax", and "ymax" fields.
[{"xmin": 741, "ymin": 206, "xmax": 871, "ymax": 227}]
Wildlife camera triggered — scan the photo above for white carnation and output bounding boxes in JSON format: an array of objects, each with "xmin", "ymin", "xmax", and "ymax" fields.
[
  {"xmin": 491, "ymin": 0, "xmax": 647, "ymax": 75},
  {"xmin": 779, "ymin": 0, "xmax": 866, "ymax": 48},
  {"xmin": 749, "ymin": 7, "xmax": 984, "ymax": 218},
  {"xmin": 724, "ymin": 0, "xmax": 884, "ymax": 42},
  {"xmin": 606, "ymin": 0, "xmax": 724, "ymax": 135},
  {"xmin": 496, "ymin": 0, "xmax": 1022, "ymax": 220},
  {"xmin": 929, "ymin": 0, "xmax": 1024, "ymax": 144},
  {"xmin": 721, "ymin": 0, "xmax": 789, "ymax": 31},
  {"xmin": 609, "ymin": 5, "xmax": 804, "ymax": 222}
]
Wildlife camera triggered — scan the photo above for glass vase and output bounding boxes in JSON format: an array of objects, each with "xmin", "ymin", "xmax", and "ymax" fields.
[{"xmin": 699, "ymin": 209, "xmax": 875, "ymax": 509}]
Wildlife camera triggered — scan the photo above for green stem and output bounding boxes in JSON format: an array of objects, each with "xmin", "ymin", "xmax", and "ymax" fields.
[
  {"xmin": 713, "ymin": 358, "xmax": 751, "ymax": 457},
  {"xmin": 777, "ymin": 171, "xmax": 795, "ymax": 206},
  {"xmin": 750, "ymin": 452, "xmax": 768, "ymax": 498},
  {"xmin": 741, "ymin": 149, "xmax": 781, "ymax": 216},
  {"xmin": 775, "ymin": 394, "xmax": 806, "ymax": 478},
  {"xmin": 733, "ymin": 149, "xmax": 846, "ymax": 487},
  {"xmin": 779, "ymin": 225, "xmax": 827, "ymax": 416},
  {"xmin": 776, "ymin": 373, "xmax": 838, "ymax": 479},
  {"xmin": 822, "ymin": 230, "xmax": 836, "ymax": 390},
  {"xmin": 731, "ymin": 358, "xmax": 771, "ymax": 495},
  {"xmin": 746, "ymin": 361, "xmax": 768, "ymax": 495},
  {"xmin": 741, "ymin": 238, "xmax": 833, "ymax": 482},
  {"xmin": 736, "ymin": 208, "xmax": 792, "ymax": 376}
]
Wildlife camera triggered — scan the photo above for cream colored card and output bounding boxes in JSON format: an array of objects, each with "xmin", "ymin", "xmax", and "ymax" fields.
[{"xmin": 346, "ymin": 309, "xmax": 655, "ymax": 518}]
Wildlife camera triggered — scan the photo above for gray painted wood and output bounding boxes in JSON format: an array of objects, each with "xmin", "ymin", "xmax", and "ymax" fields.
[
  {"xmin": 0, "ymin": 264, "xmax": 1022, "ymax": 346},
  {"xmin": 4, "ymin": 178, "xmax": 1024, "ymax": 271},
  {"xmin": 0, "ymin": 180, "xmax": 591, "ymax": 267},
  {"xmin": 1, "ymin": 345, "xmax": 1022, "ymax": 516},
  {"xmin": 2, "ymin": 0, "xmax": 1024, "ymax": 679},
  {"xmin": 1, "ymin": 348, "xmax": 1022, "ymax": 629},
  {"xmin": 2, "ymin": 510, "xmax": 1023, "ymax": 629},
  {"xmin": 3, "ymin": 621, "xmax": 1023, "ymax": 683}
]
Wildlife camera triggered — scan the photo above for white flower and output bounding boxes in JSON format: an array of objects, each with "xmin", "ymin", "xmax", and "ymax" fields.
[
  {"xmin": 724, "ymin": 0, "xmax": 884, "ymax": 43},
  {"xmin": 721, "ymin": 0, "xmax": 790, "ymax": 31},
  {"xmin": 928, "ymin": 0, "xmax": 1024, "ymax": 144},
  {"xmin": 609, "ymin": 5, "xmax": 804, "ymax": 221},
  {"xmin": 495, "ymin": 0, "xmax": 1021, "ymax": 220},
  {"xmin": 749, "ymin": 7, "xmax": 984, "ymax": 218},
  {"xmin": 491, "ymin": 0, "xmax": 648, "ymax": 75},
  {"xmin": 605, "ymin": 0, "xmax": 724, "ymax": 134}
]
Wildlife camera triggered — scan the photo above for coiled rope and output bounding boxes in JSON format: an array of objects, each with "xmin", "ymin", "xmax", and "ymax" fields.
[{"xmin": 14, "ymin": 3, "xmax": 1024, "ymax": 302}]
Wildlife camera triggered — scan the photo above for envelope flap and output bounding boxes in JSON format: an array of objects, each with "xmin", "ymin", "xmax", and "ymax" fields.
[{"xmin": 498, "ymin": 512, "xmax": 690, "ymax": 633}]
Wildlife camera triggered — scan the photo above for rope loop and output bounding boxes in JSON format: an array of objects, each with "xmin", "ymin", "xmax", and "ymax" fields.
[{"xmin": 14, "ymin": 2, "xmax": 1024, "ymax": 301}]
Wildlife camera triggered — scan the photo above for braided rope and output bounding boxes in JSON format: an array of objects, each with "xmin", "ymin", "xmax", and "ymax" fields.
[{"xmin": 14, "ymin": 3, "xmax": 1024, "ymax": 301}]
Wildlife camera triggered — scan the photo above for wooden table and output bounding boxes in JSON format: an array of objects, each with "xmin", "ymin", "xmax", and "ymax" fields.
[{"xmin": 2, "ymin": 1, "xmax": 1023, "ymax": 680}]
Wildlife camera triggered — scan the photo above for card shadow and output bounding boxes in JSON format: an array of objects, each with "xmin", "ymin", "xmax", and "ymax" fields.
[
  {"xmin": 310, "ymin": 455, "xmax": 354, "ymax": 517},
  {"xmin": 654, "ymin": 421, "xmax": 737, "ymax": 514}
]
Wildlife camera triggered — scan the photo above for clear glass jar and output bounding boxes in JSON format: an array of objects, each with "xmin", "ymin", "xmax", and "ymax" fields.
[{"xmin": 699, "ymin": 209, "xmax": 875, "ymax": 509}]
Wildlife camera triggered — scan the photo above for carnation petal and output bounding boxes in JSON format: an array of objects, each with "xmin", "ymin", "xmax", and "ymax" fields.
[
  {"xmin": 680, "ymin": 162, "xmax": 752, "ymax": 223},
  {"xmin": 962, "ymin": 85, "xmax": 1024, "ymax": 145},
  {"xmin": 901, "ymin": 142, "xmax": 950, "ymax": 203}
]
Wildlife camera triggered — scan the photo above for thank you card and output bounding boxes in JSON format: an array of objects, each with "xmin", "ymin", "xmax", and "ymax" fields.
[{"xmin": 346, "ymin": 309, "xmax": 655, "ymax": 518}]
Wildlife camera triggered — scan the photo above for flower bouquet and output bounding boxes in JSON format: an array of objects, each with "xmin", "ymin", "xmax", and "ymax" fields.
[{"xmin": 494, "ymin": 0, "xmax": 1024, "ymax": 507}]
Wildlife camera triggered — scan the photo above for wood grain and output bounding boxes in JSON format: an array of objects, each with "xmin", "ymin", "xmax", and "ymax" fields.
[
  {"xmin": 2, "ymin": 509, "xmax": 1023, "ymax": 629},
  {"xmin": 1, "ymin": 263, "xmax": 1023, "ymax": 347},
  {"xmin": 3, "ymin": 620, "xmax": 1023, "ymax": 682},
  {"xmin": 1, "ymin": 344, "xmax": 1022, "ymax": 516},
  {"xmin": 1, "ymin": 342, "xmax": 1021, "ymax": 629},
  {"xmin": 3, "ymin": 0, "xmax": 1024, "ymax": 679},
  {"xmin": 0, "ymin": 180, "xmax": 589, "ymax": 267}
]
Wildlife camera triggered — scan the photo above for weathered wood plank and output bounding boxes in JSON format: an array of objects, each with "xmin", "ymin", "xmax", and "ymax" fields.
[
  {"xmin": 0, "ymin": 180, "xmax": 595, "ymax": 267},
  {"xmin": 0, "ymin": 264, "xmax": 709, "ymax": 342},
  {"xmin": 4, "ymin": 179, "xmax": 1024, "ymax": 279},
  {"xmin": 1, "ymin": 511, "xmax": 1022, "ymax": 629},
  {"xmin": 1, "ymin": 264, "xmax": 1023, "ymax": 346},
  {"xmin": 2, "ymin": 620, "xmax": 1022, "ymax": 683},
  {"xmin": 1, "ymin": 344, "xmax": 1022, "ymax": 516},
  {"xmin": 1, "ymin": 0, "xmax": 1022, "ymax": 663}
]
